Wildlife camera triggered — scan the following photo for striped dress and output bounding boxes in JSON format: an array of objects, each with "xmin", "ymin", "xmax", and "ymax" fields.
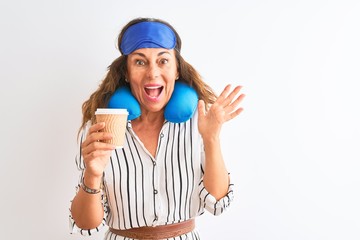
[{"xmin": 69, "ymin": 111, "xmax": 234, "ymax": 239}]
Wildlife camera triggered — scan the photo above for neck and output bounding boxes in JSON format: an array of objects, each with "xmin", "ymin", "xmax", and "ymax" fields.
[
  {"xmin": 132, "ymin": 109, "xmax": 165, "ymax": 126},
  {"xmin": 130, "ymin": 110, "xmax": 165, "ymax": 158}
]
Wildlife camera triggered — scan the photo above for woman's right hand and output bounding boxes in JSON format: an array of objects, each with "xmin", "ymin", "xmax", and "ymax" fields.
[{"xmin": 81, "ymin": 122, "xmax": 115, "ymax": 184}]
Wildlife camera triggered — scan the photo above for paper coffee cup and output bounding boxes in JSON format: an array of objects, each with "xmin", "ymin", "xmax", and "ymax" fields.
[{"xmin": 95, "ymin": 108, "xmax": 128, "ymax": 148}]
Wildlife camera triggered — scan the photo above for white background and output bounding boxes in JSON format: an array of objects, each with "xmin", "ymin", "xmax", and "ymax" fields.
[{"xmin": 1, "ymin": 0, "xmax": 359, "ymax": 239}]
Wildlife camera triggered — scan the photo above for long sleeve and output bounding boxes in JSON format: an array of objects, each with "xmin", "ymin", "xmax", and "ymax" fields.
[
  {"xmin": 68, "ymin": 121, "xmax": 109, "ymax": 236},
  {"xmin": 197, "ymin": 127, "xmax": 235, "ymax": 216},
  {"xmin": 198, "ymin": 174, "xmax": 234, "ymax": 216}
]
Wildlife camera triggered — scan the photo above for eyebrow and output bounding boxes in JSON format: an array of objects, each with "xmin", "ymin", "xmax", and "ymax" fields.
[{"xmin": 131, "ymin": 51, "xmax": 172, "ymax": 57}]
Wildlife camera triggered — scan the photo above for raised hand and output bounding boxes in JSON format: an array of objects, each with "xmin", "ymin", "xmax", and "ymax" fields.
[{"xmin": 198, "ymin": 84, "xmax": 245, "ymax": 140}]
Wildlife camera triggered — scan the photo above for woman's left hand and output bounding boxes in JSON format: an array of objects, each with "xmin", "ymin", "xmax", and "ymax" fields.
[{"xmin": 198, "ymin": 84, "xmax": 245, "ymax": 140}]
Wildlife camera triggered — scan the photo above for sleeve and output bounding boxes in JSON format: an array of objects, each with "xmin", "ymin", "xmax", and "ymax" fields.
[
  {"xmin": 68, "ymin": 121, "xmax": 110, "ymax": 236},
  {"xmin": 198, "ymin": 175, "xmax": 234, "ymax": 216},
  {"xmin": 198, "ymin": 146, "xmax": 234, "ymax": 216}
]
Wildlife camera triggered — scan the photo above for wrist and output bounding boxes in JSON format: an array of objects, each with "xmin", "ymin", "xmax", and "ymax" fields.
[
  {"xmin": 202, "ymin": 136, "xmax": 220, "ymax": 146},
  {"xmin": 83, "ymin": 171, "xmax": 103, "ymax": 189},
  {"xmin": 80, "ymin": 176, "xmax": 102, "ymax": 194}
]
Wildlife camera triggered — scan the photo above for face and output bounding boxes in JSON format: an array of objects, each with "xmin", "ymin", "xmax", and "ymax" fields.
[{"xmin": 126, "ymin": 48, "xmax": 178, "ymax": 115}]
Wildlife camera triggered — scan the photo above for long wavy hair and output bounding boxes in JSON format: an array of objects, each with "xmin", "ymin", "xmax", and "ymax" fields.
[{"xmin": 79, "ymin": 17, "xmax": 217, "ymax": 134}]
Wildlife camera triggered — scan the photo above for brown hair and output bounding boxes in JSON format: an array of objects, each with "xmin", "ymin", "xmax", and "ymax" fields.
[{"xmin": 79, "ymin": 17, "xmax": 217, "ymax": 134}]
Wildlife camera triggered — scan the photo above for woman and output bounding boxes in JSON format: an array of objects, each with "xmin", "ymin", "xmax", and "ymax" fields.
[{"xmin": 70, "ymin": 17, "xmax": 245, "ymax": 239}]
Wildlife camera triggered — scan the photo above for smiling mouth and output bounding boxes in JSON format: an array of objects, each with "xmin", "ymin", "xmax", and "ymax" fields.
[{"xmin": 144, "ymin": 86, "xmax": 164, "ymax": 98}]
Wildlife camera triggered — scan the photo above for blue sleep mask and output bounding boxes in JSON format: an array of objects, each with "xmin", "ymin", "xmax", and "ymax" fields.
[
  {"xmin": 107, "ymin": 81, "xmax": 198, "ymax": 123},
  {"xmin": 120, "ymin": 21, "xmax": 177, "ymax": 55}
]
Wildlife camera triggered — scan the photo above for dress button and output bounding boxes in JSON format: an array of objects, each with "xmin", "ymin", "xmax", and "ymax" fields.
[
  {"xmin": 160, "ymin": 133, "xmax": 164, "ymax": 138},
  {"xmin": 153, "ymin": 161, "xmax": 156, "ymax": 166},
  {"xmin": 154, "ymin": 189, "xmax": 158, "ymax": 194},
  {"xmin": 154, "ymin": 216, "xmax": 158, "ymax": 221}
]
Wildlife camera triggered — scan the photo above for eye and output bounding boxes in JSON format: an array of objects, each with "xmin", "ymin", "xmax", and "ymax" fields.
[
  {"xmin": 159, "ymin": 58, "xmax": 169, "ymax": 65},
  {"xmin": 136, "ymin": 59, "xmax": 145, "ymax": 66}
]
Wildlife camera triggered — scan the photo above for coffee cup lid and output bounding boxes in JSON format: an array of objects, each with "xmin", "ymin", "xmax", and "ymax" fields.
[{"xmin": 95, "ymin": 108, "xmax": 129, "ymax": 115}]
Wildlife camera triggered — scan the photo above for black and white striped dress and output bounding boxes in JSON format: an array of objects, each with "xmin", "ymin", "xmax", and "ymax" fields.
[{"xmin": 69, "ymin": 111, "xmax": 234, "ymax": 239}]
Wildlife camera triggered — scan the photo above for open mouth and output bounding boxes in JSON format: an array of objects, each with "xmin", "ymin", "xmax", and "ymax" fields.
[{"xmin": 144, "ymin": 85, "xmax": 164, "ymax": 99}]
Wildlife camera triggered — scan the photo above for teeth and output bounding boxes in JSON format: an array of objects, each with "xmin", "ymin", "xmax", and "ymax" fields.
[
  {"xmin": 145, "ymin": 86, "xmax": 163, "ymax": 98},
  {"xmin": 145, "ymin": 86, "xmax": 162, "ymax": 89}
]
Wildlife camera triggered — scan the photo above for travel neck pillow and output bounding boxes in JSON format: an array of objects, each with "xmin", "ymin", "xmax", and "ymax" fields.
[{"xmin": 107, "ymin": 81, "xmax": 198, "ymax": 123}]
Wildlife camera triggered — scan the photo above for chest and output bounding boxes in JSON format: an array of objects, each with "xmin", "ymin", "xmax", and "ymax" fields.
[
  {"xmin": 106, "ymin": 121, "xmax": 203, "ymax": 183},
  {"xmin": 132, "ymin": 126, "xmax": 161, "ymax": 158}
]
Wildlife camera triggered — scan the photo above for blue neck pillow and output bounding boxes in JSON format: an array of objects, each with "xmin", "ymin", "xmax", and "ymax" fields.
[{"xmin": 107, "ymin": 81, "xmax": 198, "ymax": 123}]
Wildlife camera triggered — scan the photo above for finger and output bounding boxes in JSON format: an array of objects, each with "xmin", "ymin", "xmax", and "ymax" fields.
[
  {"xmin": 82, "ymin": 131, "xmax": 113, "ymax": 153},
  {"xmin": 83, "ymin": 148, "xmax": 113, "ymax": 161},
  {"xmin": 224, "ymin": 93, "xmax": 246, "ymax": 113},
  {"xmin": 88, "ymin": 122, "xmax": 106, "ymax": 135},
  {"xmin": 89, "ymin": 131, "xmax": 113, "ymax": 142},
  {"xmin": 216, "ymin": 84, "xmax": 232, "ymax": 104},
  {"xmin": 197, "ymin": 99, "xmax": 206, "ymax": 118},
  {"xmin": 220, "ymin": 85, "xmax": 243, "ymax": 107},
  {"xmin": 82, "ymin": 141, "xmax": 115, "ymax": 156},
  {"xmin": 227, "ymin": 107, "xmax": 244, "ymax": 121},
  {"xmin": 228, "ymin": 108, "xmax": 244, "ymax": 121}
]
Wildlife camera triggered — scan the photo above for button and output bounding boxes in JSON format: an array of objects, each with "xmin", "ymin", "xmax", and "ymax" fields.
[
  {"xmin": 153, "ymin": 161, "xmax": 156, "ymax": 166},
  {"xmin": 154, "ymin": 189, "xmax": 158, "ymax": 194},
  {"xmin": 160, "ymin": 133, "xmax": 164, "ymax": 138},
  {"xmin": 154, "ymin": 216, "xmax": 158, "ymax": 221}
]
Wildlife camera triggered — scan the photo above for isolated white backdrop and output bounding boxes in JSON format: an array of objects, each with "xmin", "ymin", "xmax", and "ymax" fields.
[{"xmin": 1, "ymin": 0, "xmax": 359, "ymax": 239}]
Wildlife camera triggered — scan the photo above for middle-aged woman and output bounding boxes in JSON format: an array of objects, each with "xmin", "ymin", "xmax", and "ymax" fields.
[{"xmin": 70, "ymin": 17, "xmax": 245, "ymax": 239}]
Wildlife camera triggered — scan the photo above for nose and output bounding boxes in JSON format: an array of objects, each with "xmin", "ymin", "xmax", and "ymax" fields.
[{"xmin": 147, "ymin": 63, "xmax": 160, "ymax": 79}]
